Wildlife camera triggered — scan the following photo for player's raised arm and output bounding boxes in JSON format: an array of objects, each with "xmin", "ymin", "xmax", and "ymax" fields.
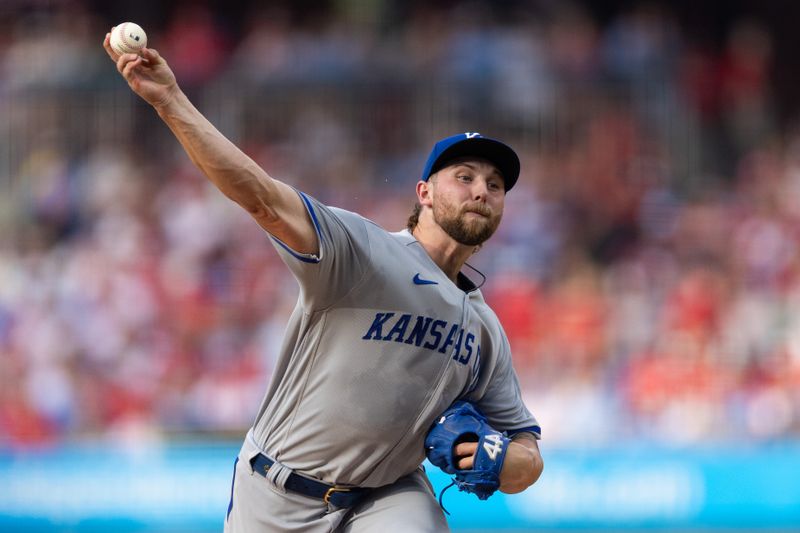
[{"xmin": 102, "ymin": 28, "xmax": 317, "ymax": 255}]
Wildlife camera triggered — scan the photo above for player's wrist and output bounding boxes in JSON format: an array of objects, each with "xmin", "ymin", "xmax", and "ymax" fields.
[
  {"xmin": 152, "ymin": 83, "xmax": 182, "ymax": 113},
  {"xmin": 499, "ymin": 442, "xmax": 541, "ymax": 493}
]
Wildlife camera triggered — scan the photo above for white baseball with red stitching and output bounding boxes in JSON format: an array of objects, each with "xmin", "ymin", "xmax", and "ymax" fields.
[{"xmin": 110, "ymin": 22, "xmax": 147, "ymax": 55}]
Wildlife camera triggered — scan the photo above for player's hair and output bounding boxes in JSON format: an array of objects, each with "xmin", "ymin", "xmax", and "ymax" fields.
[
  {"xmin": 407, "ymin": 174, "xmax": 437, "ymax": 232},
  {"xmin": 406, "ymin": 202, "xmax": 422, "ymax": 232}
]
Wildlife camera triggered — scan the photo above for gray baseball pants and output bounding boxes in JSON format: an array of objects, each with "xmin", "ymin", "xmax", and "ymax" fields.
[{"xmin": 224, "ymin": 432, "xmax": 450, "ymax": 532}]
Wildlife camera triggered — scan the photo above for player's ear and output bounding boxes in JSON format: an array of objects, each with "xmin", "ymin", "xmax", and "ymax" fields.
[{"xmin": 417, "ymin": 179, "xmax": 434, "ymax": 207}]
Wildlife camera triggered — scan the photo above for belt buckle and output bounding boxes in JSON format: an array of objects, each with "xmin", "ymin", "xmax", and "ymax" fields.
[{"xmin": 323, "ymin": 486, "xmax": 351, "ymax": 505}]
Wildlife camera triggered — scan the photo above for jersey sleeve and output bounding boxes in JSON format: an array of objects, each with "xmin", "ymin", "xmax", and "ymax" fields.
[
  {"xmin": 268, "ymin": 190, "xmax": 370, "ymax": 310},
  {"xmin": 472, "ymin": 334, "xmax": 541, "ymax": 439}
]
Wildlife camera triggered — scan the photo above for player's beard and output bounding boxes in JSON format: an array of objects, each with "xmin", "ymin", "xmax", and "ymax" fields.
[{"xmin": 433, "ymin": 198, "xmax": 501, "ymax": 247}]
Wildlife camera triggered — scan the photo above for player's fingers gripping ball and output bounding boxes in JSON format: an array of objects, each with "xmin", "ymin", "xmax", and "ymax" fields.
[
  {"xmin": 110, "ymin": 22, "xmax": 147, "ymax": 55},
  {"xmin": 424, "ymin": 401, "xmax": 510, "ymax": 500}
]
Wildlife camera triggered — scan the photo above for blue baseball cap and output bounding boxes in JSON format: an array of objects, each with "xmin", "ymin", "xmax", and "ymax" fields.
[{"xmin": 421, "ymin": 132, "xmax": 520, "ymax": 192}]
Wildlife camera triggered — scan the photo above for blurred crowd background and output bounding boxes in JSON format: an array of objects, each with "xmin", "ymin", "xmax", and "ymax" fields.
[{"xmin": 1, "ymin": 0, "xmax": 799, "ymax": 451}]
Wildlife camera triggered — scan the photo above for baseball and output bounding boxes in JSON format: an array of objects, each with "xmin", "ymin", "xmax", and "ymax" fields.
[{"xmin": 110, "ymin": 22, "xmax": 147, "ymax": 55}]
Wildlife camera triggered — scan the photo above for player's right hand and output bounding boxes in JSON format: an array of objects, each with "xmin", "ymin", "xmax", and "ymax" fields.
[{"xmin": 103, "ymin": 29, "xmax": 178, "ymax": 109}]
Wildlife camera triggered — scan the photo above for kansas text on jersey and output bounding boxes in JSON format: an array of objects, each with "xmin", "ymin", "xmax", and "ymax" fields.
[{"xmin": 363, "ymin": 312, "xmax": 480, "ymax": 366}]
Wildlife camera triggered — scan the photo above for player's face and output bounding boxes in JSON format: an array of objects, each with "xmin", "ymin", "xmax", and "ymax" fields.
[{"xmin": 430, "ymin": 158, "xmax": 505, "ymax": 246}]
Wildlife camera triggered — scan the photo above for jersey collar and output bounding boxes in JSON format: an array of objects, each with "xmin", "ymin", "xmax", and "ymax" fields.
[{"xmin": 395, "ymin": 229, "xmax": 485, "ymax": 293}]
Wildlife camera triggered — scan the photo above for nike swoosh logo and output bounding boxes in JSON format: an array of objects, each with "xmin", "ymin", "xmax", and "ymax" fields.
[{"xmin": 413, "ymin": 273, "xmax": 439, "ymax": 285}]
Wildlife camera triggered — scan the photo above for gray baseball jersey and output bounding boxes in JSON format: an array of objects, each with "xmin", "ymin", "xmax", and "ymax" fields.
[{"xmin": 250, "ymin": 191, "xmax": 540, "ymax": 489}]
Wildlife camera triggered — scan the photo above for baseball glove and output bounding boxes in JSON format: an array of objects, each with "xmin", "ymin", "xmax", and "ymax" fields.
[{"xmin": 424, "ymin": 401, "xmax": 509, "ymax": 500}]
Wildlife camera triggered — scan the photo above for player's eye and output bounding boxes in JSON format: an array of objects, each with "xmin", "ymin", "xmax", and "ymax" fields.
[{"xmin": 457, "ymin": 174, "xmax": 472, "ymax": 182}]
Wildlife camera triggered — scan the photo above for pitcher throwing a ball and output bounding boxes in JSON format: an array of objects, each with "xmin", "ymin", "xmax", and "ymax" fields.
[{"xmin": 104, "ymin": 25, "xmax": 543, "ymax": 533}]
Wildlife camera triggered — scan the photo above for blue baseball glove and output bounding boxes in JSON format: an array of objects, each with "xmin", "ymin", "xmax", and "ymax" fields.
[{"xmin": 424, "ymin": 401, "xmax": 510, "ymax": 500}]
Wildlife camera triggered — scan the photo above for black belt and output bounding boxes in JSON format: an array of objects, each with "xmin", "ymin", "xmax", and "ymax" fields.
[{"xmin": 250, "ymin": 453, "xmax": 368, "ymax": 508}]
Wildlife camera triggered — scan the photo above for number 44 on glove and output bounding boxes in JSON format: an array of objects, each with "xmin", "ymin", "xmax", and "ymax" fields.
[{"xmin": 424, "ymin": 401, "xmax": 510, "ymax": 501}]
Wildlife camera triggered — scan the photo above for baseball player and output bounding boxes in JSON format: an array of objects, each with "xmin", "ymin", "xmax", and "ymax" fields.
[{"xmin": 104, "ymin": 30, "xmax": 543, "ymax": 533}]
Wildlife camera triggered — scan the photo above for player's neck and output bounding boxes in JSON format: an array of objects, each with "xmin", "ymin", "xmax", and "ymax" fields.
[{"xmin": 412, "ymin": 224, "xmax": 476, "ymax": 282}]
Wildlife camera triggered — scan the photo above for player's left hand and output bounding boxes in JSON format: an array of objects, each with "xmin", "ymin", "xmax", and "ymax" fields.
[
  {"xmin": 424, "ymin": 401, "xmax": 509, "ymax": 500},
  {"xmin": 453, "ymin": 441, "xmax": 478, "ymax": 469},
  {"xmin": 453, "ymin": 435, "xmax": 541, "ymax": 493}
]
